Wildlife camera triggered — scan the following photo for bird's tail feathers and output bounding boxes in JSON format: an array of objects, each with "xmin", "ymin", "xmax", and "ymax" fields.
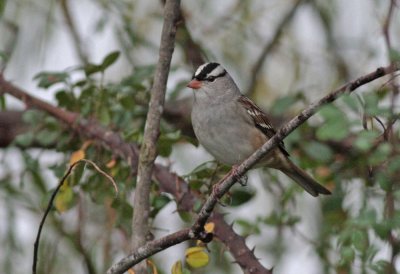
[{"xmin": 280, "ymin": 161, "xmax": 331, "ymax": 197}]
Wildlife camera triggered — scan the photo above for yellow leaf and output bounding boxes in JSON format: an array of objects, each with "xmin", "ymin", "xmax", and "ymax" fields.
[
  {"xmin": 196, "ymin": 222, "xmax": 215, "ymax": 245},
  {"xmin": 147, "ymin": 260, "xmax": 158, "ymax": 274},
  {"xmin": 81, "ymin": 140, "xmax": 93, "ymax": 150},
  {"xmin": 185, "ymin": 247, "xmax": 209, "ymax": 268},
  {"xmin": 128, "ymin": 269, "xmax": 135, "ymax": 274},
  {"xmin": 204, "ymin": 222, "xmax": 214, "ymax": 233},
  {"xmin": 106, "ymin": 159, "xmax": 117, "ymax": 168},
  {"xmin": 171, "ymin": 260, "xmax": 182, "ymax": 274},
  {"xmin": 69, "ymin": 149, "xmax": 85, "ymax": 165},
  {"xmin": 55, "ymin": 184, "xmax": 74, "ymax": 213}
]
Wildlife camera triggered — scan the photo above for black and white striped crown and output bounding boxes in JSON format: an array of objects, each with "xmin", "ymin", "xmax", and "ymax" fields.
[{"xmin": 192, "ymin": 62, "xmax": 227, "ymax": 81}]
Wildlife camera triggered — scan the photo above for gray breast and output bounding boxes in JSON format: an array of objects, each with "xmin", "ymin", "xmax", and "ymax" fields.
[{"xmin": 191, "ymin": 99, "xmax": 256, "ymax": 165}]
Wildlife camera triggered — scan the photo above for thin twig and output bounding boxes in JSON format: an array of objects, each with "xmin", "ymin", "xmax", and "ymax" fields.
[
  {"xmin": 32, "ymin": 159, "xmax": 117, "ymax": 274},
  {"xmin": 247, "ymin": 0, "xmax": 305, "ymax": 95},
  {"xmin": 59, "ymin": 0, "xmax": 89, "ymax": 64}
]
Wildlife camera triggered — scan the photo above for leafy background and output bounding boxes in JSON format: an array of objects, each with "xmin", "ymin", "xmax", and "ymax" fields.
[{"xmin": 0, "ymin": 0, "xmax": 399, "ymax": 274}]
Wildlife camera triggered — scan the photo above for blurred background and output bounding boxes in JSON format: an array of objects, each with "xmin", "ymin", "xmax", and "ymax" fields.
[{"xmin": 0, "ymin": 0, "xmax": 399, "ymax": 273}]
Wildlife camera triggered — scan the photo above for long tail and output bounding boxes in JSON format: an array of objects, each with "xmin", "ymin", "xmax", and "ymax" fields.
[{"xmin": 280, "ymin": 161, "xmax": 331, "ymax": 197}]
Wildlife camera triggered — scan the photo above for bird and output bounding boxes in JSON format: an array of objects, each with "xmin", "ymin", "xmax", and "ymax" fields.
[{"xmin": 187, "ymin": 62, "xmax": 331, "ymax": 197}]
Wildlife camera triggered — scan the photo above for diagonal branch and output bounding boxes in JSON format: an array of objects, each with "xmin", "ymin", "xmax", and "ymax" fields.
[
  {"xmin": 131, "ymin": 0, "xmax": 181, "ymax": 273},
  {"xmin": 59, "ymin": 0, "xmax": 89, "ymax": 64}
]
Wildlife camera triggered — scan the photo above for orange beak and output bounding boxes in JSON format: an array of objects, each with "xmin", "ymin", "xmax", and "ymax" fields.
[{"xmin": 187, "ymin": 79, "xmax": 202, "ymax": 89}]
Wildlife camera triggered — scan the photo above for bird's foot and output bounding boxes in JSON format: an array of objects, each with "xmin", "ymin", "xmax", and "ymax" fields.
[{"xmin": 230, "ymin": 164, "xmax": 247, "ymax": 186}]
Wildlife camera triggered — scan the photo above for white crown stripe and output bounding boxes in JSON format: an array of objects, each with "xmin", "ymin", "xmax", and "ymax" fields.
[
  {"xmin": 207, "ymin": 65, "xmax": 225, "ymax": 77},
  {"xmin": 195, "ymin": 63, "xmax": 209, "ymax": 77}
]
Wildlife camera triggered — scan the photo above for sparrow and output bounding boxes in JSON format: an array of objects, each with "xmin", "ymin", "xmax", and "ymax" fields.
[{"xmin": 187, "ymin": 62, "xmax": 331, "ymax": 197}]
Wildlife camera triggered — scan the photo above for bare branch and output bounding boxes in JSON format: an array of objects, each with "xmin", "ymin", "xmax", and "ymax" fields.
[
  {"xmin": 0, "ymin": 110, "xmax": 26, "ymax": 147},
  {"xmin": 131, "ymin": 0, "xmax": 181, "ymax": 273},
  {"xmin": 59, "ymin": 0, "xmax": 89, "ymax": 64},
  {"xmin": 107, "ymin": 228, "xmax": 191, "ymax": 274}
]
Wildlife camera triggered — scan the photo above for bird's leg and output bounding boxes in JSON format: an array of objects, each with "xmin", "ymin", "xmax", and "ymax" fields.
[
  {"xmin": 230, "ymin": 164, "xmax": 247, "ymax": 186},
  {"xmin": 238, "ymin": 174, "xmax": 248, "ymax": 186}
]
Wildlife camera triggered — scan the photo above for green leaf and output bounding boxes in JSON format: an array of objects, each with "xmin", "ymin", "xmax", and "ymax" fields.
[
  {"xmin": 84, "ymin": 63, "xmax": 103, "ymax": 76},
  {"xmin": 363, "ymin": 93, "xmax": 390, "ymax": 116},
  {"xmin": 99, "ymin": 108, "xmax": 111, "ymax": 125},
  {"xmin": 263, "ymin": 211, "xmax": 300, "ymax": 226},
  {"xmin": 111, "ymin": 198, "xmax": 133, "ymax": 232},
  {"xmin": 316, "ymin": 105, "xmax": 349, "ymax": 141},
  {"xmin": 178, "ymin": 210, "xmax": 192, "ymax": 223},
  {"xmin": 271, "ymin": 94, "xmax": 300, "ymax": 116},
  {"xmin": 188, "ymin": 161, "xmax": 217, "ymax": 177},
  {"xmin": 354, "ymin": 130, "xmax": 379, "ymax": 151},
  {"xmin": 341, "ymin": 94, "xmax": 359, "ymax": 112},
  {"xmin": 56, "ymin": 90, "xmax": 76, "ymax": 108},
  {"xmin": 157, "ymin": 130, "xmax": 181, "ymax": 157},
  {"xmin": 303, "ymin": 141, "xmax": 333, "ymax": 163},
  {"xmin": 36, "ymin": 129, "xmax": 59, "ymax": 146},
  {"xmin": 371, "ymin": 260, "xmax": 391, "ymax": 274},
  {"xmin": 153, "ymin": 194, "xmax": 171, "ymax": 210},
  {"xmin": 22, "ymin": 109, "xmax": 43, "ymax": 124},
  {"xmin": 230, "ymin": 189, "xmax": 255, "ymax": 207},
  {"xmin": 188, "ymin": 179, "xmax": 204, "ymax": 190},
  {"xmin": 373, "ymin": 221, "xmax": 391, "ymax": 240},
  {"xmin": 0, "ymin": 94, "xmax": 5, "ymax": 110},
  {"xmin": 100, "ymin": 51, "xmax": 120, "ymax": 71},
  {"xmin": 368, "ymin": 143, "xmax": 391, "ymax": 165},
  {"xmin": 388, "ymin": 155, "xmax": 400, "ymax": 174},
  {"xmin": 14, "ymin": 132, "xmax": 35, "ymax": 146},
  {"xmin": 339, "ymin": 246, "xmax": 355, "ymax": 265},
  {"xmin": 389, "ymin": 49, "xmax": 400, "ymax": 62},
  {"xmin": 351, "ymin": 229, "xmax": 369, "ymax": 251},
  {"xmin": 316, "ymin": 120, "xmax": 349, "ymax": 141},
  {"xmin": 119, "ymin": 95, "xmax": 135, "ymax": 109},
  {"xmin": 0, "ymin": 0, "xmax": 6, "ymax": 17},
  {"xmin": 192, "ymin": 199, "xmax": 202, "ymax": 213},
  {"xmin": 34, "ymin": 72, "xmax": 69, "ymax": 88},
  {"xmin": 376, "ymin": 172, "xmax": 391, "ymax": 191},
  {"xmin": 319, "ymin": 104, "xmax": 343, "ymax": 119}
]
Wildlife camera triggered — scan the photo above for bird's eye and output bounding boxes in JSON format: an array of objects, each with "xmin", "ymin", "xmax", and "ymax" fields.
[{"xmin": 207, "ymin": 76, "xmax": 216, "ymax": 82}]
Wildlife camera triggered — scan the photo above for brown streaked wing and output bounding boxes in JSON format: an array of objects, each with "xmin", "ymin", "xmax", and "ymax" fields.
[{"xmin": 237, "ymin": 95, "xmax": 289, "ymax": 156}]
